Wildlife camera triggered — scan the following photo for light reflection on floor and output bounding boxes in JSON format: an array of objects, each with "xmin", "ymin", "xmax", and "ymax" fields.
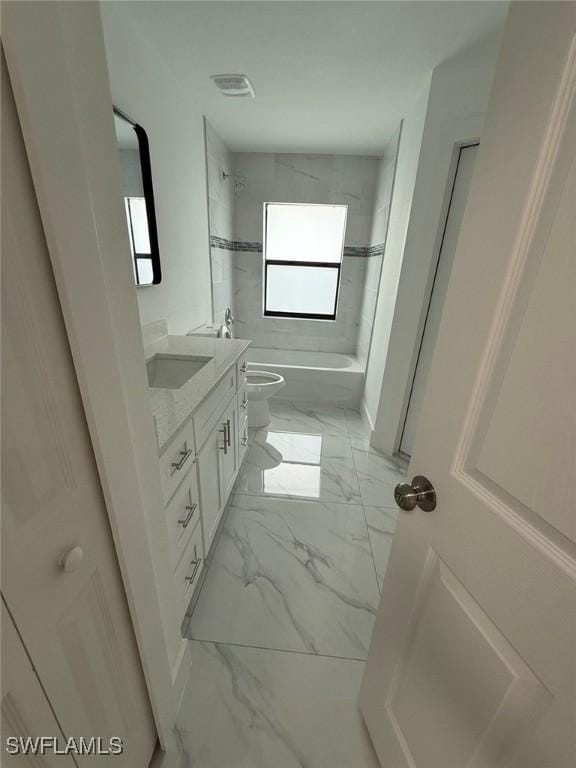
[{"xmin": 262, "ymin": 431, "xmax": 323, "ymax": 497}]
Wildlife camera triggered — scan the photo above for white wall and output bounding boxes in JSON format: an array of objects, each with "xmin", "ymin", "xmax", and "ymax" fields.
[
  {"xmin": 363, "ymin": 85, "xmax": 430, "ymax": 425},
  {"xmin": 205, "ymin": 119, "xmax": 236, "ymax": 325},
  {"xmin": 357, "ymin": 126, "xmax": 402, "ymax": 366},
  {"xmin": 101, "ymin": 4, "xmax": 212, "ymax": 335},
  {"xmin": 365, "ymin": 36, "xmax": 503, "ymax": 454}
]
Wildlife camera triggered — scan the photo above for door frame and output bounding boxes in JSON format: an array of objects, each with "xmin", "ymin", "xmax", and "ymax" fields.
[
  {"xmin": 371, "ymin": 112, "xmax": 485, "ymax": 460},
  {"xmin": 2, "ymin": 3, "xmax": 186, "ymax": 764},
  {"xmin": 397, "ymin": 140, "xmax": 480, "ymax": 459}
]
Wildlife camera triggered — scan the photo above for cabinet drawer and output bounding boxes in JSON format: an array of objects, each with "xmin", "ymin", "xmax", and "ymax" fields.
[
  {"xmin": 194, "ymin": 366, "xmax": 236, "ymax": 450},
  {"xmin": 159, "ymin": 419, "xmax": 196, "ymax": 504},
  {"xmin": 166, "ymin": 467, "xmax": 200, "ymax": 570},
  {"xmin": 174, "ymin": 524, "xmax": 203, "ymax": 623}
]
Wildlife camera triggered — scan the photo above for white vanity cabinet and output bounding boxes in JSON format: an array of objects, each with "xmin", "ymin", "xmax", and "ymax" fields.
[
  {"xmin": 197, "ymin": 393, "xmax": 239, "ymax": 554},
  {"xmin": 155, "ymin": 347, "xmax": 250, "ymax": 625},
  {"xmin": 196, "ymin": 420, "xmax": 224, "ymax": 553},
  {"xmin": 219, "ymin": 396, "xmax": 239, "ymax": 501}
]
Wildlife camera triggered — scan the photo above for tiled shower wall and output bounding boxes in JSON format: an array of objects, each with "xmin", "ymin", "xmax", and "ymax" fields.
[
  {"xmin": 232, "ymin": 152, "xmax": 379, "ymax": 353},
  {"xmin": 205, "ymin": 121, "xmax": 399, "ymax": 360},
  {"xmin": 357, "ymin": 126, "xmax": 402, "ymax": 365},
  {"xmin": 205, "ymin": 119, "xmax": 235, "ymax": 325}
]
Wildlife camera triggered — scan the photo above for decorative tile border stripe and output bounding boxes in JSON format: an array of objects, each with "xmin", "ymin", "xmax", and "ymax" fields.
[
  {"xmin": 343, "ymin": 246, "xmax": 367, "ymax": 257},
  {"xmin": 366, "ymin": 243, "xmax": 386, "ymax": 258},
  {"xmin": 234, "ymin": 240, "xmax": 263, "ymax": 252},
  {"xmin": 209, "ymin": 234, "xmax": 385, "ymax": 257},
  {"xmin": 210, "ymin": 235, "xmax": 262, "ymax": 252},
  {"xmin": 210, "ymin": 235, "xmax": 234, "ymax": 250}
]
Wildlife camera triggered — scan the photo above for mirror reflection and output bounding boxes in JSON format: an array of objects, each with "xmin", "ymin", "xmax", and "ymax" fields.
[{"xmin": 113, "ymin": 109, "xmax": 161, "ymax": 286}]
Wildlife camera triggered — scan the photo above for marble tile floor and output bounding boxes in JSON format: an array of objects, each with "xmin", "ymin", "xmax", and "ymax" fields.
[{"xmin": 178, "ymin": 399, "xmax": 407, "ymax": 767}]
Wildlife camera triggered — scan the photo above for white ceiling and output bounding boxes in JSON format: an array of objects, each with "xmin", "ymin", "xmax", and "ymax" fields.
[{"xmin": 106, "ymin": 1, "xmax": 508, "ymax": 154}]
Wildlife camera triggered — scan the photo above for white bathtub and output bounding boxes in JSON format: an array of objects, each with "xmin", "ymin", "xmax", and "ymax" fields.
[{"xmin": 246, "ymin": 348, "xmax": 364, "ymax": 405}]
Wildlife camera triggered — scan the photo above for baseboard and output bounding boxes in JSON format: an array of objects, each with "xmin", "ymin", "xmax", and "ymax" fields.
[
  {"xmin": 360, "ymin": 397, "xmax": 375, "ymax": 434},
  {"xmin": 171, "ymin": 636, "xmax": 191, "ymax": 711}
]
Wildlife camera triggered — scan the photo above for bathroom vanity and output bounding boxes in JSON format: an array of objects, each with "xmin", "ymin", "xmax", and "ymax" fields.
[{"xmin": 144, "ymin": 333, "xmax": 250, "ymax": 626}]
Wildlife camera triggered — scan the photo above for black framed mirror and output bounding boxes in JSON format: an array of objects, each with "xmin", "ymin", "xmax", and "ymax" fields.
[{"xmin": 113, "ymin": 107, "xmax": 161, "ymax": 286}]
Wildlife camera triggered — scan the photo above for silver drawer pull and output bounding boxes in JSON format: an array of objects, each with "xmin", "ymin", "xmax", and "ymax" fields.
[
  {"xmin": 219, "ymin": 426, "xmax": 228, "ymax": 454},
  {"xmin": 178, "ymin": 501, "xmax": 197, "ymax": 528},
  {"xmin": 241, "ymin": 398, "xmax": 248, "ymax": 409},
  {"xmin": 185, "ymin": 558, "xmax": 201, "ymax": 584},
  {"xmin": 240, "ymin": 361, "xmax": 248, "ymax": 373},
  {"xmin": 171, "ymin": 445, "xmax": 193, "ymax": 472}
]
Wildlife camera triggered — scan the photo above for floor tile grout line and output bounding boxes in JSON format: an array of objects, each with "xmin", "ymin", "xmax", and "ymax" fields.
[
  {"xmin": 231, "ymin": 490, "xmax": 366, "ymax": 509},
  {"xmin": 185, "ymin": 636, "xmax": 368, "ymax": 665},
  {"xmin": 360, "ymin": 502, "xmax": 382, "ymax": 595},
  {"xmin": 233, "ymin": 489, "xmax": 363, "ymax": 505}
]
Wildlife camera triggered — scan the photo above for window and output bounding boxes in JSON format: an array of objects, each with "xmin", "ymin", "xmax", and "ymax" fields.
[
  {"xmin": 124, "ymin": 197, "xmax": 154, "ymax": 285},
  {"xmin": 263, "ymin": 203, "xmax": 347, "ymax": 319}
]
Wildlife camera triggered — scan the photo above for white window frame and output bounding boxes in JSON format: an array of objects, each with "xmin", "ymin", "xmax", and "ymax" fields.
[{"xmin": 263, "ymin": 202, "xmax": 347, "ymax": 320}]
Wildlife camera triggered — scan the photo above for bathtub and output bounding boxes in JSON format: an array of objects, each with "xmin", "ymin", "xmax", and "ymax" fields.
[{"xmin": 246, "ymin": 348, "xmax": 364, "ymax": 405}]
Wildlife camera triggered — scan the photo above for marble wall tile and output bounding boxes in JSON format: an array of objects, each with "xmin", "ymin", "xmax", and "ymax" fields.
[
  {"xmin": 206, "ymin": 120, "xmax": 236, "ymax": 324},
  {"xmin": 356, "ymin": 125, "xmax": 401, "ymax": 366},
  {"xmin": 231, "ymin": 152, "xmax": 381, "ymax": 355},
  {"xmin": 233, "ymin": 251, "xmax": 365, "ymax": 353}
]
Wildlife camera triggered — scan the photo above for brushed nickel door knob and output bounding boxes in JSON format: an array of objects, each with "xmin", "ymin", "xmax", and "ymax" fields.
[{"xmin": 394, "ymin": 476, "xmax": 437, "ymax": 512}]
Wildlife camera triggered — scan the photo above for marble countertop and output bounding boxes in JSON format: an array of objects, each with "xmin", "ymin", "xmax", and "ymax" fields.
[{"xmin": 144, "ymin": 334, "xmax": 250, "ymax": 453}]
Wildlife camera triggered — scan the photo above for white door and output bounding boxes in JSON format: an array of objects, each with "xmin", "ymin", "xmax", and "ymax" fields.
[
  {"xmin": 1, "ymin": 53, "xmax": 157, "ymax": 765},
  {"xmin": 360, "ymin": 4, "xmax": 576, "ymax": 767},
  {"xmin": 400, "ymin": 143, "xmax": 479, "ymax": 457},
  {"xmin": 2, "ymin": 600, "xmax": 75, "ymax": 767}
]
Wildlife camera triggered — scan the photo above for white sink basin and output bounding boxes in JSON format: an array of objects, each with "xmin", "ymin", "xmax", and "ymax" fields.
[{"xmin": 146, "ymin": 353, "xmax": 212, "ymax": 389}]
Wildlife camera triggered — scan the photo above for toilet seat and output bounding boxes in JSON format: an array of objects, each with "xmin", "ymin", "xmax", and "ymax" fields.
[
  {"xmin": 245, "ymin": 370, "xmax": 285, "ymax": 427},
  {"xmin": 246, "ymin": 370, "xmax": 285, "ymax": 400}
]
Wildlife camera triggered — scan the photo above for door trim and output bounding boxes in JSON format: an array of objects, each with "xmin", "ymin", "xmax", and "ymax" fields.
[
  {"xmin": 398, "ymin": 141, "xmax": 480, "ymax": 458},
  {"xmin": 2, "ymin": 3, "xmax": 185, "ymax": 763}
]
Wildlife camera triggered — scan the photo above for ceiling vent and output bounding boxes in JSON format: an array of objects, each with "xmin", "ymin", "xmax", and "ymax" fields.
[{"xmin": 210, "ymin": 74, "xmax": 255, "ymax": 98}]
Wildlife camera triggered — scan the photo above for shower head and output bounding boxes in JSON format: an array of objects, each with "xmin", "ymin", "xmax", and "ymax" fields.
[{"xmin": 222, "ymin": 171, "xmax": 246, "ymax": 192}]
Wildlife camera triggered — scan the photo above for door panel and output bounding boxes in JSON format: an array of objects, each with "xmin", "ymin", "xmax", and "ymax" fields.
[
  {"xmin": 473, "ymin": 149, "xmax": 575, "ymax": 541},
  {"xmin": 384, "ymin": 551, "xmax": 550, "ymax": 768},
  {"xmin": 1, "ymin": 53, "xmax": 156, "ymax": 765},
  {"xmin": 361, "ymin": 5, "xmax": 576, "ymax": 768},
  {"xmin": 2, "ymin": 601, "xmax": 75, "ymax": 767}
]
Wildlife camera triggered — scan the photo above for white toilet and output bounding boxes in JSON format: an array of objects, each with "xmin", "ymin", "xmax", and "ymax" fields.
[{"xmin": 246, "ymin": 370, "xmax": 285, "ymax": 427}]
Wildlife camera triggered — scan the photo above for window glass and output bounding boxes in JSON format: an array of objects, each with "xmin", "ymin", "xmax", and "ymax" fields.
[
  {"xmin": 136, "ymin": 258, "xmax": 154, "ymax": 285},
  {"xmin": 128, "ymin": 197, "xmax": 151, "ymax": 255},
  {"xmin": 265, "ymin": 203, "xmax": 347, "ymax": 263},
  {"xmin": 263, "ymin": 203, "xmax": 347, "ymax": 318},
  {"xmin": 266, "ymin": 265, "xmax": 339, "ymax": 316}
]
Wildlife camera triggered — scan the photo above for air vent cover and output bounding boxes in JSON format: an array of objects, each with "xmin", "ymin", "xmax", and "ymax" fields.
[{"xmin": 210, "ymin": 74, "xmax": 255, "ymax": 98}]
